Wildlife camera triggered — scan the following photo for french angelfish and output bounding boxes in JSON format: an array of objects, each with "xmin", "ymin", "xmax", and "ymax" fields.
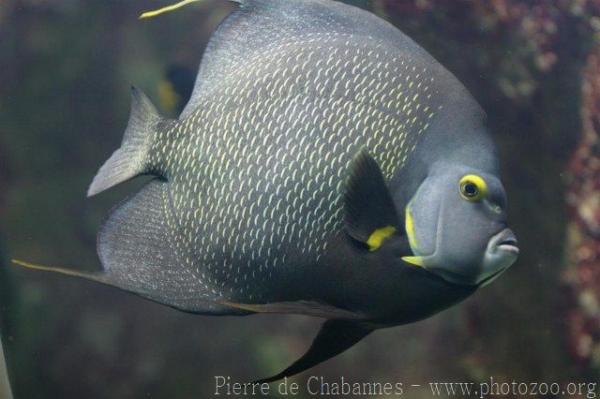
[{"xmin": 15, "ymin": 0, "xmax": 520, "ymax": 382}]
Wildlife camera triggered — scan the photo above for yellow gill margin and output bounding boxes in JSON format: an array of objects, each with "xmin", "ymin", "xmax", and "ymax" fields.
[{"xmin": 401, "ymin": 204, "xmax": 424, "ymax": 267}]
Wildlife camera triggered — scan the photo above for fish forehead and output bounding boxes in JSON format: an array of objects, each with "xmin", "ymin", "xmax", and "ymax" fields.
[{"xmin": 149, "ymin": 34, "xmax": 442, "ymax": 302}]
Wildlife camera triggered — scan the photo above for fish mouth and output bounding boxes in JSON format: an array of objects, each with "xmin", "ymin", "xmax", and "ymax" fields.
[
  {"xmin": 476, "ymin": 227, "xmax": 519, "ymax": 286},
  {"xmin": 490, "ymin": 228, "xmax": 519, "ymax": 255}
]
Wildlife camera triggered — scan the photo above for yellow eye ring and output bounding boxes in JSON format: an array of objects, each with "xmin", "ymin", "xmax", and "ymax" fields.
[{"xmin": 459, "ymin": 174, "xmax": 487, "ymax": 202}]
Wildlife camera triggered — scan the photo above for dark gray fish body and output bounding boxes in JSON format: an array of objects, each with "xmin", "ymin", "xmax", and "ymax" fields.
[
  {"xmin": 151, "ymin": 36, "xmax": 439, "ymax": 306},
  {"xmin": 20, "ymin": 0, "xmax": 518, "ymax": 382}
]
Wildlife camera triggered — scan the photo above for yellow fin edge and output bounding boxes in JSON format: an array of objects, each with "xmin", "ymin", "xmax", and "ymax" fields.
[
  {"xmin": 366, "ymin": 226, "xmax": 396, "ymax": 252},
  {"xmin": 139, "ymin": 0, "xmax": 202, "ymax": 19}
]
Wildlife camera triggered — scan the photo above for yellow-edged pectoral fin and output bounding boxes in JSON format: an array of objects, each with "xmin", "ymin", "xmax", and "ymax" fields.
[
  {"xmin": 366, "ymin": 226, "xmax": 396, "ymax": 252},
  {"xmin": 344, "ymin": 149, "xmax": 401, "ymax": 250}
]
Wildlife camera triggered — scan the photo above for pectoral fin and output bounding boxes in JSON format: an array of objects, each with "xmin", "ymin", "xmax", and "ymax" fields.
[
  {"xmin": 345, "ymin": 149, "xmax": 400, "ymax": 250},
  {"xmin": 254, "ymin": 320, "xmax": 373, "ymax": 383}
]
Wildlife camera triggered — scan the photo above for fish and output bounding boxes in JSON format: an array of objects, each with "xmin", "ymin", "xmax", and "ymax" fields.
[
  {"xmin": 14, "ymin": 0, "xmax": 520, "ymax": 383},
  {"xmin": 158, "ymin": 64, "xmax": 195, "ymax": 116}
]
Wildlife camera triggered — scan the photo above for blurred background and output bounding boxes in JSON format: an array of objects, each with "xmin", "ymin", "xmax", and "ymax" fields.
[{"xmin": 1, "ymin": 0, "xmax": 600, "ymax": 398}]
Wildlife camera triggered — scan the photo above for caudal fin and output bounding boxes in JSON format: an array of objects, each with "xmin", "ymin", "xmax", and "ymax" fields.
[{"xmin": 87, "ymin": 87, "xmax": 161, "ymax": 197}]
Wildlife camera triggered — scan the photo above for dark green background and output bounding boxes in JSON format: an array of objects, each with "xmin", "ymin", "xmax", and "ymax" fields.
[{"xmin": 0, "ymin": 0, "xmax": 596, "ymax": 398}]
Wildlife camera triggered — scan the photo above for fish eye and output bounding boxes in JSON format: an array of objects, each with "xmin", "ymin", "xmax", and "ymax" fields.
[{"xmin": 459, "ymin": 175, "xmax": 487, "ymax": 202}]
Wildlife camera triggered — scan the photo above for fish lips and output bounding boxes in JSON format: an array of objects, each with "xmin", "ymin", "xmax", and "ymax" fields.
[
  {"xmin": 489, "ymin": 228, "xmax": 519, "ymax": 256},
  {"xmin": 417, "ymin": 227, "xmax": 519, "ymax": 286},
  {"xmin": 478, "ymin": 228, "xmax": 519, "ymax": 286}
]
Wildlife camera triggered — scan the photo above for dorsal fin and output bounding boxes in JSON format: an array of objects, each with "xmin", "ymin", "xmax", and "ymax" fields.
[
  {"xmin": 139, "ymin": 0, "xmax": 243, "ymax": 19},
  {"xmin": 180, "ymin": 0, "xmax": 430, "ymax": 118}
]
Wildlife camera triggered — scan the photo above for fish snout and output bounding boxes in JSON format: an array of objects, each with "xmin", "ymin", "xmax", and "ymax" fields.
[{"xmin": 479, "ymin": 228, "xmax": 518, "ymax": 286}]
